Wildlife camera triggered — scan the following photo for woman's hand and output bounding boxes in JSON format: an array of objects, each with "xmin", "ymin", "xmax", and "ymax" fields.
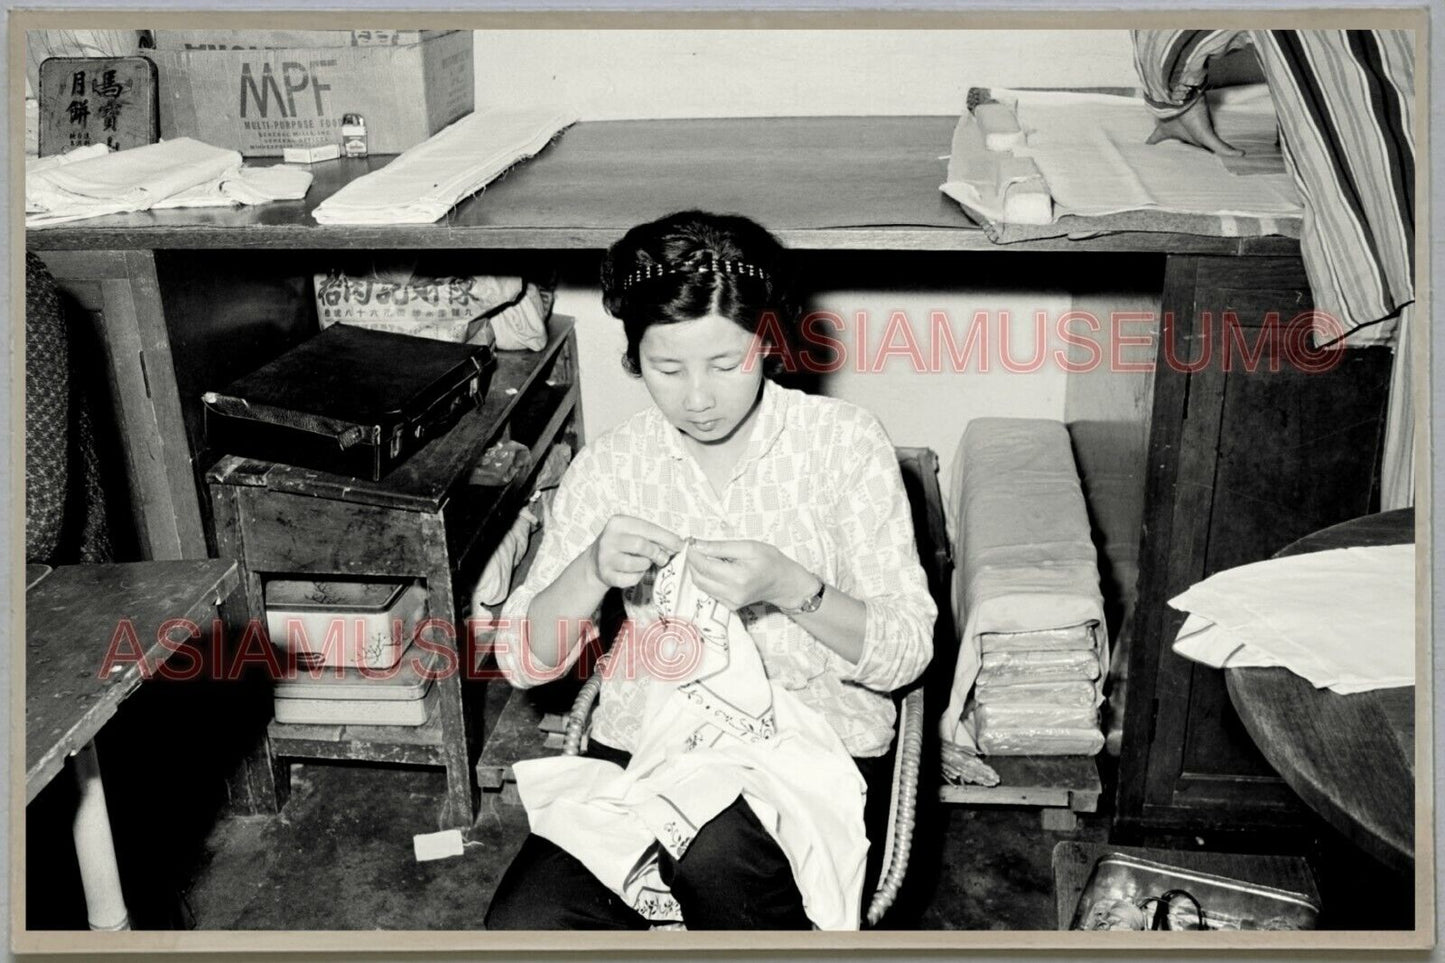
[
  {"xmin": 588, "ymin": 516, "xmax": 684, "ymax": 590},
  {"xmin": 1145, "ymin": 96, "xmax": 1243, "ymax": 156},
  {"xmin": 688, "ymin": 539, "xmax": 817, "ymax": 611}
]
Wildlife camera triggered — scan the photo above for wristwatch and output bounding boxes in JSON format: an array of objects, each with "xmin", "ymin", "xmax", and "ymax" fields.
[{"xmin": 786, "ymin": 577, "xmax": 826, "ymax": 615}]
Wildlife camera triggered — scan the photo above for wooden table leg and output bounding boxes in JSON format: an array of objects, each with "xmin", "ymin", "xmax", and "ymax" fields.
[
  {"xmin": 205, "ymin": 515, "xmax": 289, "ymax": 817},
  {"xmin": 424, "ymin": 517, "xmax": 477, "ymax": 830},
  {"xmin": 71, "ymin": 742, "xmax": 130, "ymax": 932},
  {"xmin": 34, "ymin": 249, "xmax": 207, "ymax": 562}
]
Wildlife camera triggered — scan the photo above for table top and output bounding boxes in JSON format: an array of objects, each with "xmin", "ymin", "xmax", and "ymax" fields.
[
  {"xmin": 25, "ymin": 116, "xmax": 1301, "ymax": 255},
  {"xmin": 1225, "ymin": 508, "xmax": 1416, "ymax": 873},
  {"xmin": 26, "ymin": 560, "xmax": 239, "ymax": 804}
]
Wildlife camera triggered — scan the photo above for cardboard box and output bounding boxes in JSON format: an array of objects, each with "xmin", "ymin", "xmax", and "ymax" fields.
[
  {"xmin": 146, "ymin": 30, "xmax": 472, "ymax": 155},
  {"xmin": 151, "ymin": 29, "xmax": 451, "ymax": 50}
]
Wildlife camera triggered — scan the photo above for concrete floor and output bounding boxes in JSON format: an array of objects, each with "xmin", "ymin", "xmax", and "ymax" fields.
[
  {"xmin": 22, "ymin": 667, "xmax": 1109, "ymax": 933},
  {"xmin": 179, "ymin": 759, "xmax": 1107, "ymax": 931},
  {"xmin": 25, "ymin": 675, "xmax": 1408, "ymax": 932}
]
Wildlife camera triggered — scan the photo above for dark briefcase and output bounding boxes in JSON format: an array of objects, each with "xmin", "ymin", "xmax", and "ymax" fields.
[{"xmin": 203, "ymin": 325, "xmax": 497, "ymax": 481}]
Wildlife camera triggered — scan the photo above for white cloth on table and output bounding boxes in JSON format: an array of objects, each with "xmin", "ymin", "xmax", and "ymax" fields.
[
  {"xmin": 25, "ymin": 139, "xmax": 313, "ymax": 227},
  {"xmin": 513, "ymin": 544, "xmax": 868, "ymax": 930},
  {"xmin": 311, "ymin": 106, "xmax": 579, "ymax": 225},
  {"xmin": 1006, "ymin": 87, "xmax": 1301, "ymax": 217},
  {"xmin": 25, "ymin": 143, "xmax": 110, "ymax": 173},
  {"xmin": 940, "ymin": 418, "xmax": 1108, "ymax": 753},
  {"xmin": 1170, "ymin": 543, "xmax": 1415, "ymax": 694},
  {"xmin": 156, "ymin": 165, "xmax": 315, "ymax": 208},
  {"xmin": 26, "ymin": 138, "xmax": 240, "ymax": 226}
]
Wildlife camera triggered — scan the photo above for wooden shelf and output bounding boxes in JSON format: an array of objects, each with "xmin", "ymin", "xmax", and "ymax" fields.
[
  {"xmin": 267, "ymin": 687, "xmax": 446, "ymax": 768},
  {"xmin": 266, "ymin": 646, "xmax": 449, "ymax": 767},
  {"xmin": 476, "ymin": 684, "xmax": 581, "ymax": 792},
  {"xmin": 939, "ymin": 756, "xmax": 1102, "ymax": 814},
  {"xmin": 206, "ymin": 315, "xmax": 577, "ymax": 513},
  {"xmin": 25, "ymin": 117, "xmax": 1300, "ymax": 256}
]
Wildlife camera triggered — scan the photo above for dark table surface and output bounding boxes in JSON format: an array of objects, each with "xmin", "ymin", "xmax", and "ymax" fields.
[
  {"xmin": 1225, "ymin": 508, "xmax": 1416, "ymax": 873},
  {"xmin": 26, "ymin": 560, "xmax": 239, "ymax": 804}
]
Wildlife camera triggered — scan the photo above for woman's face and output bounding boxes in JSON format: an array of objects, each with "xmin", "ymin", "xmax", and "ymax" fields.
[{"xmin": 638, "ymin": 312, "xmax": 765, "ymax": 447}]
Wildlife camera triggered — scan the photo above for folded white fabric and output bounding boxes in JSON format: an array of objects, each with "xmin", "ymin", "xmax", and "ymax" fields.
[
  {"xmin": 153, "ymin": 165, "xmax": 315, "ymax": 209},
  {"xmin": 312, "ymin": 106, "xmax": 579, "ymax": 225},
  {"xmin": 24, "ymin": 143, "xmax": 110, "ymax": 175},
  {"xmin": 514, "ymin": 544, "xmax": 867, "ymax": 930},
  {"xmin": 1169, "ymin": 543, "xmax": 1415, "ymax": 693},
  {"xmin": 26, "ymin": 138, "xmax": 241, "ymax": 227}
]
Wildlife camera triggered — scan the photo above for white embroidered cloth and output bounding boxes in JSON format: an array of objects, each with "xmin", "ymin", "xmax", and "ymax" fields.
[
  {"xmin": 513, "ymin": 545, "xmax": 868, "ymax": 929},
  {"xmin": 1170, "ymin": 543, "xmax": 1415, "ymax": 694},
  {"xmin": 311, "ymin": 106, "xmax": 578, "ymax": 225}
]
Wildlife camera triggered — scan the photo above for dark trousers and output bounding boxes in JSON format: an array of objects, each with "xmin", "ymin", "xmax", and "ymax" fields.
[{"xmin": 484, "ymin": 739, "xmax": 893, "ymax": 930}]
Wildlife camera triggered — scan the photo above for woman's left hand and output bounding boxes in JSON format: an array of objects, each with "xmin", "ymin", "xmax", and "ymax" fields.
[{"xmin": 687, "ymin": 539, "xmax": 816, "ymax": 611}]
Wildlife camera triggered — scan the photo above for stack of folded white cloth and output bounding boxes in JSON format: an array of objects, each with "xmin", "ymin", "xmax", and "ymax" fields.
[
  {"xmin": 1170, "ymin": 543, "xmax": 1415, "ymax": 694},
  {"xmin": 311, "ymin": 105, "xmax": 578, "ymax": 225},
  {"xmin": 26, "ymin": 138, "xmax": 312, "ymax": 227},
  {"xmin": 941, "ymin": 418, "xmax": 1108, "ymax": 759}
]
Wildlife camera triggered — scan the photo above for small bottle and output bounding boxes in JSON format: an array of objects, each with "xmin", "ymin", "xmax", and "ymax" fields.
[{"xmin": 341, "ymin": 113, "xmax": 368, "ymax": 158}]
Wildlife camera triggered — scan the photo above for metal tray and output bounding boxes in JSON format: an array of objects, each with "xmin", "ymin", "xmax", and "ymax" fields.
[{"xmin": 1070, "ymin": 852, "xmax": 1320, "ymax": 931}]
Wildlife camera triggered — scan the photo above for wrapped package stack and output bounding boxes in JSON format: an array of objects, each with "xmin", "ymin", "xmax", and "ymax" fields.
[
  {"xmin": 971, "ymin": 624, "xmax": 1104, "ymax": 755},
  {"xmin": 941, "ymin": 418, "xmax": 1108, "ymax": 757}
]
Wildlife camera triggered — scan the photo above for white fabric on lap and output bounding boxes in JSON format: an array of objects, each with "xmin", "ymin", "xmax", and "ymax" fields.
[{"xmin": 514, "ymin": 545, "xmax": 868, "ymax": 929}]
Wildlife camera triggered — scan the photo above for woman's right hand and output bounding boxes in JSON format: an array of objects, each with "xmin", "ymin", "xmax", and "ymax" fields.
[{"xmin": 587, "ymin": 516, "xmax": 684, "ymax": 590}]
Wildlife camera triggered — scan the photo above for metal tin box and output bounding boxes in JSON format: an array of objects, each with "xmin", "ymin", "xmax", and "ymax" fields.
[{"xmin": 1070, "ymin": 852, "xmax": 1320, "ymax": 931}]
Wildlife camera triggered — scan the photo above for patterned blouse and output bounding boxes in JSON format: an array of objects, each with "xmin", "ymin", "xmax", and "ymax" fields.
[{"xmin": 494, "ymin": 379, "xmax": 936, "ymax": 757}]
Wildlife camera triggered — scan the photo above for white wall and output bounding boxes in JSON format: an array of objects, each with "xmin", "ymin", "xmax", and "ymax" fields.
[
  {"xmin": 494, "ymin": 29, "xmax": 1139, "ymax": 497},
  {"xmin": 472, "ymin": 30, "xmax": 1139, "ymax": 119}
]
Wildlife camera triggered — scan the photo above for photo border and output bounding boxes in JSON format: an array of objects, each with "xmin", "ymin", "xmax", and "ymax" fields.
[{"xmin": 6, "ymin": 3, "xmax": 1435, "ymax": 957}]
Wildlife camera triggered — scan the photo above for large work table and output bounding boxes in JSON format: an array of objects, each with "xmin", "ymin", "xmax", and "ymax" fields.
[
  {"xmin": 29, "ymin": 115, "xmax": 1344, "ymax": 836},
  {"xmin": 24, "ymin": 115, "xmax": 1300, "ymax": 566}
]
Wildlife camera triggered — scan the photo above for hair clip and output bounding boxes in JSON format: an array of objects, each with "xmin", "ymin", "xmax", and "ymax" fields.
[{"xmin": 620, "ymin": 256, "xmax": 772, "ymax": 292}]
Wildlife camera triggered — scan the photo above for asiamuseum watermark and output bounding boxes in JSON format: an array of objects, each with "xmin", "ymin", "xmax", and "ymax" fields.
[
  {"xmin": 96, "ymin": 616, "xmax": 707, "ymax": 683},
  {"xmin": 742, "ymin": 308, "xmax": 1347, "ymax": 375}
]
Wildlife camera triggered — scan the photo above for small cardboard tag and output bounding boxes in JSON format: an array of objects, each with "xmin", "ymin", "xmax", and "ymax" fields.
[
  {"xmin": 282, "ymin": 143, "xmax": 340, "ymax": 164},
  {"xmin": 413, "ymin": 828, "xmax": 465, "ymax": 862}
]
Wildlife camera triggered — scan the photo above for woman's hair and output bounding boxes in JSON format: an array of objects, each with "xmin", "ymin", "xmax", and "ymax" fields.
[{"xmin": 600, "ymin": 210, "xmax": 799, "ymax": 376}]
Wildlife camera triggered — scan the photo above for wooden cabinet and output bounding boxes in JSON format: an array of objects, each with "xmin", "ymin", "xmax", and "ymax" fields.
[
  {"xmin": 207, "ymin": 318, "xmax": 582, "ymax": 829},
  {"xmin": 1110, "ymin": 255, "xmax": 1393, "ymax": 839}
]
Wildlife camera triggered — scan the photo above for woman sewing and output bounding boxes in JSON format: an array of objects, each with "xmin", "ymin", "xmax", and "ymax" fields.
[{"xmin": 483, "ymin": 210, "xmax": 935, "ymax": 930}]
